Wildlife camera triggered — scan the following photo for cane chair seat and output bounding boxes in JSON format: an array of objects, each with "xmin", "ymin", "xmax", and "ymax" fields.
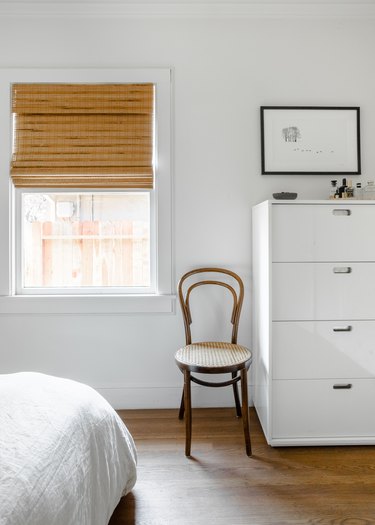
[{"xmin": 175, "ymin": 342, "xmax": 252, "ymax": 371}]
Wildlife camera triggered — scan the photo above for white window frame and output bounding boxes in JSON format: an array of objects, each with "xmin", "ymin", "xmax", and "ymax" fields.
[{"xmin": 0, "ymin": 68, "xmax": 174, "ymax": 314}]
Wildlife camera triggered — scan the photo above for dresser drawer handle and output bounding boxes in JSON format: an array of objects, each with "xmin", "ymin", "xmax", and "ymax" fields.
[
  {"xmin": 333, "ymin": 325, "xmax": 352, "ymax": 332},
  {"xmin": 333, "ymin": 383, "xmax": 352, "ymax": 390},
  {"xmin": 333, "ymin": 209, "xmax": 351, "ymax": 216},
  {"xmin": 333, "ymin": 267, "xmax": 352, "ymax": 274}
]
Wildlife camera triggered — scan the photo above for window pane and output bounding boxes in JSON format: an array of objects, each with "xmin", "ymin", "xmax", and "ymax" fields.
[{"xmin": 22, "ymin": 192, "xmax": 151, "ymax": 288}]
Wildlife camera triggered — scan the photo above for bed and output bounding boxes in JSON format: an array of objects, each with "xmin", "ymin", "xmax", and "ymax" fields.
[{"xmin": 0, "ymin": 372, "xmax": 137, "ymax": 525}]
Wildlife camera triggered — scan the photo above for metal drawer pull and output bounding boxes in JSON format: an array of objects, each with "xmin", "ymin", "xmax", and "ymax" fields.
[
  {"xmin": 333, "ymin": 384, "xmax": 352, "ymax": 390},
  {"xmin": 333, "ymin": 209, "xmax": 351, "ymax": 216},
  {"xmin": 333, "ymin": 326, "xmax": 352, "ymax": 332},
  {"xmin": 333, "ymin": 266, "xmax": 352, "ymax": 274}
]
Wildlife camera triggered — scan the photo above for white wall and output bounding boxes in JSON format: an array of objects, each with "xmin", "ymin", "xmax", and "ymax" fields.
[{"xmin": 1, "ymin": 2, "xmax": 375, "ymax": 408}]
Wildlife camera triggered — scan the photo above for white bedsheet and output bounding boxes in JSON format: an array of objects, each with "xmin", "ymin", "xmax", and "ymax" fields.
[{"xmin": 0, "ymin": 372, "xmax": 137, "ymax": 525}]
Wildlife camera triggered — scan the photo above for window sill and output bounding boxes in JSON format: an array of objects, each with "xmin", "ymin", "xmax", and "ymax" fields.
[{"xmin": 0, "ymin": 294, "xmax": 176, "ymax": 315}]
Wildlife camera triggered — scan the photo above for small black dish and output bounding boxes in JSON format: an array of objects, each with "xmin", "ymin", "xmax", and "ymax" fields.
[{"xmin": 272, "ymin": 192, "xmax": 298, "ymax": 200}]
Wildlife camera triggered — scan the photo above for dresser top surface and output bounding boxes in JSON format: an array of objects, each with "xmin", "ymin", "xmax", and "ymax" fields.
[{"xmin": 259, "ymin": 199, "xmax": 375, "ymax": 206}]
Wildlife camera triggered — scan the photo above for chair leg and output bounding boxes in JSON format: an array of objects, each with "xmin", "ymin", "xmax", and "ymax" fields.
[
  {"xmin": 178, "ymin": 389, "xmax": 185, "ymax": 420},
  {"xmin": 232, "ymin": 372, "xmax": 242, "ymax": 418},
  {"xmin": 183, "ymin": 370, "xmax": 192, "ymax": 457},
  {"xmin": 240, "ymin": 368, "xmax": 252, "ymax": 457}
]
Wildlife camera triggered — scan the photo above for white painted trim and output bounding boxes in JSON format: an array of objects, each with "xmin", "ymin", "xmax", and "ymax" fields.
[{"xmin": 0, "ymin": 2, "xmax": 374, "ymax": 19}]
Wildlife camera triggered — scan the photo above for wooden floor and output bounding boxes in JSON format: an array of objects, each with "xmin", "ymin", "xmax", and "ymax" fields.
[{"xmin": 109, "ymin": 407, "xmax": 375, "ymax": 525}]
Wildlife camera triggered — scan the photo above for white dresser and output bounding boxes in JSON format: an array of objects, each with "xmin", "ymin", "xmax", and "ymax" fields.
[{"xmin": 252, "ymin": 200, "xmax": 375, "ymax": 446}]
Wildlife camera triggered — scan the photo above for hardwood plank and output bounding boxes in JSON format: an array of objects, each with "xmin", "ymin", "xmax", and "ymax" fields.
[{"xmin": 109, "ymin": 408, "xmax": 375, "ymax": 525}]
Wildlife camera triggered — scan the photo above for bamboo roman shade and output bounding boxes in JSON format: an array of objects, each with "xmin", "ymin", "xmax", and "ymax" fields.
[{"xmin": 11, "ymin": 83, "xmax": 155, "ymax": 188}]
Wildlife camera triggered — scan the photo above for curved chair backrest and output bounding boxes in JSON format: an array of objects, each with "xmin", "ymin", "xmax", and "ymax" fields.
[{"xmin": 178, "ymin": 267, "xmax": 245, "ymax": 346}]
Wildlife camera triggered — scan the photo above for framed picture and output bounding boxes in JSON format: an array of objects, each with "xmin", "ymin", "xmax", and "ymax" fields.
[{"xmin": 260, "ymin": 106, "xmax": 361, "ymax": 175}]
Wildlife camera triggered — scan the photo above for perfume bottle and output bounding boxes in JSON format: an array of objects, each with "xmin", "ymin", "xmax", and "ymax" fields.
[
  {"xmin": 346, "ymin": 179, "xmax": 354, "ymax": 199},
  {"xmin": 338, "ymin": 178, "xmax": 347, "ymax": 198},
  {"xmin": 329, "ymin": 180, "xmax": 338, "ymax": 199}
]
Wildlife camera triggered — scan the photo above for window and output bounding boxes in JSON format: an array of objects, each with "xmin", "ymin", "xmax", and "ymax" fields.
[
  {"xmin": 0, "ymin": 69, "xmax": 173, "ymax": 313},
  {"xmin": 20, "ymin": 191, "xmax": 152, "ymax": 292}
]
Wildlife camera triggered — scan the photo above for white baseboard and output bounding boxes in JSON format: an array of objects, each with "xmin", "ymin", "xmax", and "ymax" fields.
[{"xmin": 97, "ymin": 384, "xmax": 253, "ymax": 410}]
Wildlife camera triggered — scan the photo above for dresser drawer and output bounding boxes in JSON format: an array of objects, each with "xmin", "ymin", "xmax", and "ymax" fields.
[
  {"xmin": 273, "ymin": 321, "xmax": 375, "ymax": 379},
  {"xmin": 272, "ymin": 379, "xmax": 375, "ymax": 439},
  {"xmin": 272, "ymin": 204, "xmax": 375, "ymax": 262},
  {"xmin": 273, "ymin": 262, "xmax": 375, "ymax": 320}
]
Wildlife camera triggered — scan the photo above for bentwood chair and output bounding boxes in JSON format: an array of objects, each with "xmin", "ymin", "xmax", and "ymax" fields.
[{"xmin": 175, "ymin": 267, "xmax": 252, "ymax": 457}]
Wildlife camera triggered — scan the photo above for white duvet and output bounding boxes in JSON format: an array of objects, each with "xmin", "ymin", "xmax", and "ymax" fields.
[{"xmin": 0, "ymin": 372, "xmax": 137, "ymax": 525}]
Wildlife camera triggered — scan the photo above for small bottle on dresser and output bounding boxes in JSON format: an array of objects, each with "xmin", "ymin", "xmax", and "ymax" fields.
[
  {"xmin": 363, "ymin": 181, "xmax": 375, "ymax": 200},
  {"xmin": 355, "ymin": 182, "xmax": 362, "ymax": 199},
  {"xmin": 338, "ymin": 178, "xmax": 348, "ymax": 198},
  {"xmin": 329, "ymin": 180, "xmax": 338, "ymax": 199},
  {"xmin": 346, "ymin": 179, "xmax": 354, "ymax": 199}
]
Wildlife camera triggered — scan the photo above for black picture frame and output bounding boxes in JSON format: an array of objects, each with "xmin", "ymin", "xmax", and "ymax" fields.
[{"xmin": 260, "ymin": 106, "xmax": 361, "ymax": 175}]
